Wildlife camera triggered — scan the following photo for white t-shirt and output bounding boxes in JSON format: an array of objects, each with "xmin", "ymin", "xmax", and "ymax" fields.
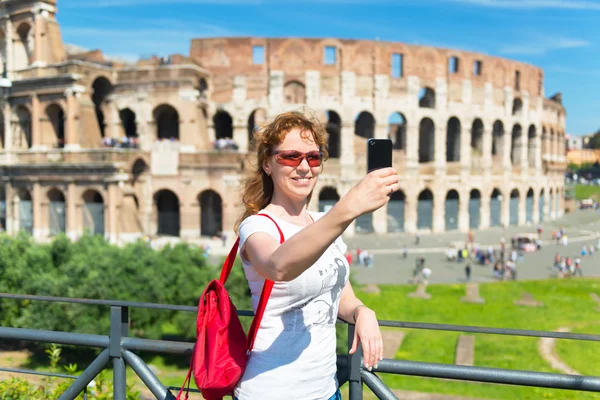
[{"xmin": 234, "ymin": 210, "xmax": 349, "ymax": 400}]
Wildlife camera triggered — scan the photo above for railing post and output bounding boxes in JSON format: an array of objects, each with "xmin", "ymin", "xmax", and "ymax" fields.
[
  {"xmin": 347, "ymin": 324, "xmax": 363, "ymax": 400},
  {"xmin": 110, "ymin": 306, "xmax": 128, "ymax": 400}
]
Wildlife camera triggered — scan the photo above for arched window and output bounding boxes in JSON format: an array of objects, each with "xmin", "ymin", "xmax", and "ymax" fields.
[
  {"xmin": 48, "ymin": 188, "xmax": 66, "ymax": 236},
  {"xmin": 469, "ymin": 189, "xmax": 481, "ymax": 229},
  {"xmin": 492, "ymin": 120, "xmax": 504, "ymax": 159},
  {"xmin": 325, "ymin": 111, "xmax": 341, "ymax": 158},
  {"xmin": 319, "ymin": 186, "xmax": 340, "ymax": 213},
  {"xmin": 527, "ymin": 125, "xmax": 536, "ymax": 167},
  {"xmin": 419, "ymin": 87, "xmax": 435, "ymax": 108},
  {"xmin": 388, "ymin": 112, "xmax": 406, "ymax": 151},
  {"xmin": 471, "ymin": 119, "xmax": 484, "ymax": 156},
  {"xmin": 419, "ymin": 118, "xmax": 435, "ymax": 163},
  {"xmin": 92, "ymin": 77, "xmax": 113, "ymax": 137},
  {"xmin": 511, "ymin": 124, "xmax": 522, "ymax": 166},
  {"xmin": 446, "ymin": 117, "xmax": 461, "ymax": 162},
  {"xmin": 417, "ymin": 189, "xmax": 434, "ymax": 229},
  {"xmin": 82, "ymin": 190, "xmax": 104, "ymax": 235},
  {"xmin": 46, "ymin": 104, "xmax": 65, "ymax": 148},
  {"xmin": 154, "ymin": 190, "xmax": 180, "ymax": 236},
  {"xmin": 509, "ymin": 189, "xmax": 519, "ymax": 226},
  {"xmin": 199, "ymin": 190, "xmax": 223, "ymax": 237},
  {"xmin": 119, "ymin": 108, "xmax": 138, "ymax": 138},
  {"xmin": 354, "ymin": 111, "xmax": 375, "ymax": 139},
  {"xmin": 213, "ymin": 110, "xmax": 233, "ymax": 139},
  {"xmin": 154, "ymin": 104, "xmax": 180, "ymax": 140},
  {"xmin": 445, "ymin": 190, "xmax": 460, "ymax": 230},
  {"xmin": 387, "ymin": 190, "xmax": 406, "ymax": 233},
  {"xmin": 490, "ymin": 189, "xmax": 502, "ymax": 227},
  {"xmin": 284, "ymin": 81, "xmax": 306, "ymax": 104}
]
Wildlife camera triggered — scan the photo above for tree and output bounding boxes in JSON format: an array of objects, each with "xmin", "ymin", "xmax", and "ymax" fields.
[{"xmin": 588, "ymin": 129, "xmax": 600, "ymax": 149}]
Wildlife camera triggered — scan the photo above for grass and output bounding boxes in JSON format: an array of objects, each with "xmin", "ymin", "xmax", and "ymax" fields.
[
  {"xmin": 575, "ymin": 184, "xmax": 600, "ymax": 201},
  {"xmin": 356, "ymin": 279, "xmax": 600, "ymax": 399}
]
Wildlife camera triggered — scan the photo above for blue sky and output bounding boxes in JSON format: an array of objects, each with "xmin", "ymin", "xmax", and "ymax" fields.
[{"xmin": 58, "ymin": 0, "xmax": 599, "ymax": 135}]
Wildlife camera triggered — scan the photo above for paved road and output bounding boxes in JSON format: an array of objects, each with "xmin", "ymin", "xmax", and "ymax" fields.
[{"xmin": 344, "ymin": 210, "xmax": 600, "ymax": 285}]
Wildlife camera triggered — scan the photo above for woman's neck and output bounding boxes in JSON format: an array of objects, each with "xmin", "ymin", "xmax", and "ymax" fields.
[{"xmin": 267, "ymin": 193, "xmax": 310, "ymax": 223}]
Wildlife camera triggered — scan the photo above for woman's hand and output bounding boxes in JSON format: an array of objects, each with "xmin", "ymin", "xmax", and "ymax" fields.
[
  {"xmin": 348, "ymin": 307, "xmax": 383, "ymax": 371},
  {"xmin": 342, "ymin": 168, "xmax": 399, "ymax": 218}
]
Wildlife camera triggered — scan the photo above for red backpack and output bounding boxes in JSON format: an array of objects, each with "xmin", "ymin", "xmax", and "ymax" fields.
[{"xmin": 177, "ymin": 213, "xmax": 284, "ymax": 400}]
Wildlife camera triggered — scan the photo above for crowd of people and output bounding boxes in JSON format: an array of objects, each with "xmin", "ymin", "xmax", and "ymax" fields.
[
  {"xmin": 101, "ymin": 136, "xmax": 140, "ymax": 148},
  {"xmin": 346, "ymin": 248, "xmax": 375, "ymax": 268},
  {"xmin": 212, "ymin": 137, "xmax": 239, "ymax": 150}
]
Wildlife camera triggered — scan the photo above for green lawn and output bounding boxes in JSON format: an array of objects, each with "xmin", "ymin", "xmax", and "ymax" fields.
[
  {"xmin": 357, "ymin": 279, "xmax": 600, "ymax": 399},
  {"xmin": 575, "ymin": 184, "xmax": 600, "ymax": 201}
]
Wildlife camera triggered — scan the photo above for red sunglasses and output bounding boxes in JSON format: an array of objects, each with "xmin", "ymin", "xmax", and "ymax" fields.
[{"xmin": 272, "ymin": 150, "xmax": 323, "ymax": 168}]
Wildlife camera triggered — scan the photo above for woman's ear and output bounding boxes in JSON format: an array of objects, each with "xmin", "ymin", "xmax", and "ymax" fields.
[{"xmin": 263, "ymin": 161, "xmax": 271, "ymax": 176}]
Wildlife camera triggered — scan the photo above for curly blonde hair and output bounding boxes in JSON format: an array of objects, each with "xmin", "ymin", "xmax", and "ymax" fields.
[{"xmin": 235, "ymin": 109, "xmax": 329, "ymax": 232}]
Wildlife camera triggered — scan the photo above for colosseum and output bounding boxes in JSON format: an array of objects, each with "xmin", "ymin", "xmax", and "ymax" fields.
[{"xmin": 0, "ymin": 0, "xmax": 566, "ymax": 242}]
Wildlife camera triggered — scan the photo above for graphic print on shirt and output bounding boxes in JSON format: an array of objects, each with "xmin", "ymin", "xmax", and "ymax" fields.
[{"xmin": 294, "ymin": 252, "xmax": 348, "ymax": 328}]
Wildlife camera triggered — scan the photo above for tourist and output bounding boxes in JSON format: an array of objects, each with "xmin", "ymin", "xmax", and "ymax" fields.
[
  {"xmin": 421, "ymin": 267, "xmax": 432, "ymax": 285},
  {"xmin": 415, "ymin": 232, "xmax": 421, "ymax": 245},
  {"xmin": 589, "ymin": 245, "xmax": 595, "ymax": 257},
  {"xmin": 574, "ymin": 258, "xmax": 583, "ymax": 276},
  {"xmin": 465, "ymin": 264, "xmax": 471, "ymax": 282},
  {"xmin": 537, "ymin": 224, "xmax": 543, "ymax": 237},
  {"xmin": 234, "ymin": 110, "xmax": 396, "ymax": 399},
  {"xmin": 402, "ymin": 244, "xmax": 408, "ymax": 259},
  {"xmin": 562, "ymin": 233, "xmax": 568, "ymax": 247},
  {"xmin": 582, "ymin": 245, "xmax": 588, "ymax": 257}
]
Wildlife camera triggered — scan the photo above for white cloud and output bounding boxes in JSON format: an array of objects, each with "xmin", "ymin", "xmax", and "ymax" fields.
[
  {"xmin": 444, "ymin": 0, "xmax": 600, "ymax": 10},
  {"xmin": 499, "ymin": 36, "xmax": 590, "ymax": 55}
]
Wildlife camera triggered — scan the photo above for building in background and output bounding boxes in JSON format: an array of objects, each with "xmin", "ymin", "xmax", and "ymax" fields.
[{"xmin": 0, "ymin": 0, "xmax": 567, "ymax": 242}]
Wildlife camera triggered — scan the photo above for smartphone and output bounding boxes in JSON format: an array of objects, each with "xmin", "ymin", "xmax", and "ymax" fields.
[{"xmin": 367, "ymin": 138, "xmax": 393, "ymax": 172}]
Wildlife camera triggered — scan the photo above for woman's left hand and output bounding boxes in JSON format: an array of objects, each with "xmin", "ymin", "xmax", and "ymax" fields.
[{"xmin": 348, "ymin": 307, "xmax": 383, "ymax": 371}]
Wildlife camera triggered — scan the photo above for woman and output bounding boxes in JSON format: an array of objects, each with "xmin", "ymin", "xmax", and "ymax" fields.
[{"xmin": 234, "ymin": 110, "xmax": 399, "ymax": 400}]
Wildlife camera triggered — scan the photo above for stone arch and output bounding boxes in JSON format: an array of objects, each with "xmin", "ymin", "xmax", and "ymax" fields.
[
  {"xmin": 0, "ymin": 109, "xmax": 4, "ymax": 150},
  {"xmin": 539, "ymin": 188, "xmax": 545, "ymax": 222},
  {"xmin": 318, "ymin": 186, "xmax": 340, "ymax": 212},
  {"xmin": 528, "ymin": 124, "xmax": 536, "ymax": 167},
  {"xmin": 512, "ymin": 97, "xmax": 523, "ymax": 116},
  {"xmin": 509, "ymin": 189, "xmax": 520, "ymax": 226},
  {"xmin": 248, "ymin": 108, "xmax": 267, "ymax": 145},
  {"xmin": 131, "ymin": 157, "xmax": 149, "ymax": 183},
  {"xmin": 46, "ymin": 103, "xmax": 65, "ymax": 148},
  {"xmin": 469, "ymin": 189, "xmax": 482, "ymax": 229},
  {"xmin": 325, "ymin": 110, "xmax": 341, "ymax": 158},
  {"xmin": 14, "ymin": 22, "xmax": 33, "ymax": 70},
  {"xmin": 419, "ymin": 118, "xmax": 435, "ymax": 163},
  {"xmin": 387, "ymin": 190, "xmax": 406, "ymax": 233},
  {"xmin": 446, "ymin": 117, "xmax": 461, "ymax": 162},
  {"xmin": 471, "ymin": 119, "xmax": 484, "ymax": 156},
  {"xmin": 153, "ymin": 104, "xmax": 180, "ymax": 140},
  {"xmin": 445, "ymin": 189, "xmax": 460, "ymax": 231},
  {"xmin": 490, "ymin": 188, "xmax": 502, "ymax": 227},
  {"xmin": 47, "ymin": 188, "xmax": 66, "ymax": 236},
  {"xmin": 526, "ymin": 188, "xmax": 534, "ymax": 223},
  {"xmin": 492, "ymin": 120, "xmax": 504, "ymax": 159},
  {"xmin": 17, "ymin": 188, "xmax": 33, "ymax": 234},
  {"xmin": 354, "ymin": 111, "xmax": 375, "ymax": 139},
  {"xmin": 0, "ymin": 29, "xmax": 6, "ymax": 77},
  {"xmin": 284, "ymin": 81, "xmax": 306, "ymax": 104},
  {"xmin": 154, "ymin": 189, "xmax": 180, "ymax": 236},
  {"xmin": 119, "ymin": 108, "xmax": 138, "ymax": 138},
  {"xmin": 82, "ymin": 189, "xmax": 105, "ymax": 236},
  {"xmin": 92, "ymin": 77, "xmax": 113, "ymax": 137},
  {"xmin": 198, "ymin": 78, "xmax": 208, "ymax": 98},
  {"xmin": 388, "ymin": 112, "xmax": 406, "ymax": 151},
  {"xmin": 417, "ymin": 189, "xmax": 434, "ymax": 230},
  {"xmin": 199, "ymin": 190, "xmax": 223, "ymax": 237},
  {"xmin": 419, "ymin": 87, "xmax": 436, "ymax": 108},
  {"xmin": 14, "ymin": 106, "xmax": 32, "ymax": 149},
  {"xmin": 213, "ymin": 110, "xmax": 233, "ymax": 140},
  {"xmin": 511, "ymin": 124, "xmax": 522, "ymax": 166}
]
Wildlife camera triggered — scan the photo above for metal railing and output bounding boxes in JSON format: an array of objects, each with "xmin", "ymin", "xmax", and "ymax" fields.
[{"xmin": 1, "ymin": 292, "xmax": 600, "ymax": 400}]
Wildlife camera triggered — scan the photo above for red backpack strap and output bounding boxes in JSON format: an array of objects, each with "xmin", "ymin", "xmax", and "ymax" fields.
[
  {"xmin": 216, "ymin": 212, "xmax": 284, "ymax": 351},
  {"xmin": 246, "ymin": 213, "xmax": 284, "ymax": 351}
]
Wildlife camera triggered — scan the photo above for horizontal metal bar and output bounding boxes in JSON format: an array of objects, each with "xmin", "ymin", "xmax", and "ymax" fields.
[
  {"xmin": 0, "ymin": 292, "xmax": 256, "ymax": 317},
  {"xmin": 374, "ymin": 359, "xmax": 600, "ymax": 392},
  {"xmin": 379, "ymin": 320, "xmax": 600, "ymax": 342},
  {"xmin": 0, "ymin": 367, "xmax": 76, "ymax": 380},
  {"xmin": 0, "ymin": 292, "xmax": 197, "ymax": 313},
  {"xmin": 0, "ymin": 327, "xmax": 109, "ymax": 348},
  {"xmin": 122, "ymin": 337, "xmax": 193, "ymax": 355}
]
